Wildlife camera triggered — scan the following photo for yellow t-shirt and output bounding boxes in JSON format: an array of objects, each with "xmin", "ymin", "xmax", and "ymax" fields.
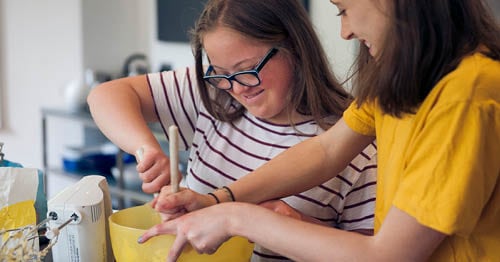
[{"xmin": 344, "ymin": 52, "xmax": 500, "ymax": 261}]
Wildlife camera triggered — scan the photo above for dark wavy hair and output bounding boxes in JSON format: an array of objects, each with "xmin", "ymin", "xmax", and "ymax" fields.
[
  {"xmin": 353, "ymin": 0, "xmax": 500, "ymax": 117},
  {"xmin": 189, "ymin": 0, "xmax": 352, "ymax": 130}
]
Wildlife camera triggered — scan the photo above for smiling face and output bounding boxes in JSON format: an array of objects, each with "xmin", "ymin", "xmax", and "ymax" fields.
[
  {"xmin": 331, "ymin": 0, "xmax": 391, "ymax": 58},
  {"xmin": 203, "ymin": 26, "xmax": 299, "ymax": 124}
]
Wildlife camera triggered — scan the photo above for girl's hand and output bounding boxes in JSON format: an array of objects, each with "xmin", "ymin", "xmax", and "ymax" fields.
[
  {"xmin": 138, "ymin": 204, "xmax": 236, "ymax": 262},
  {"xmin": 259, "ymin": 200, "xmax": 329, "ymax": 226},
  {"xmin": 259, "ymin": 200, "xmax": 303, "ymax": 221},
  {"xmin": 152, "ymin": 186, "xmax": 219, "ymax": 222},
  {"xmin": 136, "ymin": 146, "xmax": 173, "ymax": 194}
]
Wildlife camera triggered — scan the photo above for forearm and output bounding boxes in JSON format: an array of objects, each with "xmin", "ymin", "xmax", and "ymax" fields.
[
  {"xmin": 87, "ymin": 76, "xmax": 161, "ymax": 154},
  {"xmin": 225, "ymin": 119, "xmax": 374, "ymax": 204},
  {"xmin": 232, "ymin": 136, "xmax": 331, "ymax": 203},
  {"xmin": 229, "ymin": 203, "xmax": 372, "ymax": 262},
  {"xmin": 229, "ymin": 203, "xmax": 444, "ymax": 261}
]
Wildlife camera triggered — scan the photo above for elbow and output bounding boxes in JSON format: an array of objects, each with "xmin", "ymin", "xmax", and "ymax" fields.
[
  {"xmin": 86, "ymin": 83, "xmax": 109, "ymax": 115},
  {"xmin": 86, "ymin": 86, "xmax": 96, "ymax": 107},
  {"xmin": 86, "ymin": 85, "xmax": 98, "ymax": 111},
  {"xmin": 87, "ymin": 82, "xmax": 110, "ymax": 109}
]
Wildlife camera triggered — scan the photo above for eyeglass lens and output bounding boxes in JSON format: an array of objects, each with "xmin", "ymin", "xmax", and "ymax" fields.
[
  {"xmin": 206, "ymin": 72, "xmax": 260, "ymax": 89},
  {"xmin": 204, "ymin": 47, "xmax": 278, "ymax": 90}
]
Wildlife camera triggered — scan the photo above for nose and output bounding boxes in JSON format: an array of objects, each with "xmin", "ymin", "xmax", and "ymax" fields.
[
  {"xmin": 230, "ymin": 81, "xmax": 251, "ymax": 94},
  {"xmin": 340, "ymin": 18, "xmax": 354, "ymax": 40}
]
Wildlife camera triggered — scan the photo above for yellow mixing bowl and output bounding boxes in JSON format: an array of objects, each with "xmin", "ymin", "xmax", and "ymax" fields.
[{"xmin": 109, "ymin": 204, "xmax": 254, "ymax": 261}]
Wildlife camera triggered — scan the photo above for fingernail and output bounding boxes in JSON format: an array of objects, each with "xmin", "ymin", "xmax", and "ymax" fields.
[{"xmin": 137, "ymin": 236, "xmax": 143, "ymax": 244}]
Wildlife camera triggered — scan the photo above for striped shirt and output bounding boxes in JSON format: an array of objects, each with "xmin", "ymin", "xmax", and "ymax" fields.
[{"xmin": 147, "ymin": 67, "xmax": 377, "ymax": 261}]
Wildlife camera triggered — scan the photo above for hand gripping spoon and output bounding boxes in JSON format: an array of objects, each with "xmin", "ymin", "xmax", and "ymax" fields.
[
  {"xmin": 136, "ymin": 125, "xmax": 179, "ymax": 199},
  {"xmin": 135, "ymin": 147, "xmax": 159, "ymax": 198}
]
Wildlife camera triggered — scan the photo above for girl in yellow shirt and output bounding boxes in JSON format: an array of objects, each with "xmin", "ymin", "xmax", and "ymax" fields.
[{"xmin": 139, "ymin": 0, "xmax": 500, "ymax": 261}]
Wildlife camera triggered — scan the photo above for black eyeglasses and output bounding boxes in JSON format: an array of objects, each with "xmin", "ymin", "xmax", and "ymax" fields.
[{"xmin": 203, "ymin": 47, "xmax": 278, "ymax": 90}]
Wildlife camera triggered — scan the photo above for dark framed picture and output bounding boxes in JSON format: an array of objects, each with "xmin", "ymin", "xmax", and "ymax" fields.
[{"xmin": 157, "ymin": 0, "xmax": 310, "ymax": 43}]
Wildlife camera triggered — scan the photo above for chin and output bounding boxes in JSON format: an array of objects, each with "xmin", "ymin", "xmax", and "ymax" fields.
[{"xmin": 249, "ymin": 110, "xmax": 272, "ymax": 120}]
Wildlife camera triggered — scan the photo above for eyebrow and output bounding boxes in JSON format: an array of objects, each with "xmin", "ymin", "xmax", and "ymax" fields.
[{"xmin": 210, "ymin": 56, "xmax": 259, "ymax": 72}]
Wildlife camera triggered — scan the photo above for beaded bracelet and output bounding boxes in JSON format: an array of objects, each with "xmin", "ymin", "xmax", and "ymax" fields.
[
  {"xmin": 222, "ymin": 186, "xmax": 236, "ymax": 202},
  {"xmin": 208, "ymin": 192, "xmax": 220, "ymax": 204}
]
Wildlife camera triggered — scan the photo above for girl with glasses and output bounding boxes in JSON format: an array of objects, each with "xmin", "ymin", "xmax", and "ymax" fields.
[
  {"xmin": 138, "ymin": 0, "xmax": 500, "ymax": 261},
  {"xmin": 87, "ymin": 0, "xmax": 377, "ymax": 260}
]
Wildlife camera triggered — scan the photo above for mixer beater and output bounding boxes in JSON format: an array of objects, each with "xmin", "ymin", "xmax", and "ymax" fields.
[{"xmin": 0, "ymin": 212, "xmax": 77, "ymax": 262}]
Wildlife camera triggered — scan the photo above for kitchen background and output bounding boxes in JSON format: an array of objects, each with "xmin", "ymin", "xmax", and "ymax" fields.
[{"xmin": 0, "ymin": 0, "xmax": 499, "ymax": 200}]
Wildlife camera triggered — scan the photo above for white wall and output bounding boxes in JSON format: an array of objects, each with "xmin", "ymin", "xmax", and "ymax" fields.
[
  {"xmin": 0, "ymin": 0, "xmax": 83, "ymax": 168},
  {"xmin": 82, "ymin": 0, "xmax": 151, "ymax": 76},
  {"xmin": 0, "ymin": 0, "xmax": 4, "ymax": 129},
  {"xmin": 310, "ymin": 1, "xmax": 356, "ymax": 87},
  {"xmin": 0, "ymin": 0, "xmax": 152, "ymax": 170}
]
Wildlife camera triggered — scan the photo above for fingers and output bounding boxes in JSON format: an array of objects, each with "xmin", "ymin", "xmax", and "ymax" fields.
[
  {"xmin": 167, "ymin": 233, "xmax": 188, "ymax": 262},
  {"xmin": 137, "ymin": 157, "xmax": 167, "ymax": 176},
  {"xmin": 151, "ymin": 186, "xmax": 189, "ymax": 222},
  {"xmin": 159, "ymin": 209, "xmax": 187, "ymax": 222},
  {"xmin": 139, "ymin": 207, "xmax": 229, "ymax": 262},
  {"xmin": 259, "ymin": 199, "xmax": 285, "ymax": 212},
  {"xmin": 138, "ymin": 220, "xmax": 189, "ymax": 262},
  {"xmin": 203, "ymin": 246, "xmax": 218, "ymax": 255},
  {"xmin": 153, "ymin": 186, "xmax": 184, "ymax": 210},
  {"xmin": 155, "ymin": 187, "xmax": 214, "ymax": 213},
  {"xmin": 138, "ymin": 157, "xmax": 169, "ymax": 183},
  {"xmin": 136, "ymin": 147, "xmax": 183, "ymax": 195},
  {"xmin": 165, "ymin": 236, "xmax": 219, "ymax": 262},
  {"xmin": 142, "ymin": 176, "xmax": 169, "ymax": 194},
  {"xmin": 136, "ymin": 148, "xmax": 172, "ymax": 193},
  {"xmin": 138, "ymin": 220, "xmax": 177, "ymax": 244},
  {"xmin": 259, "ymin": 200, "xmax": 278, "ymax": 210},
  {"xmin": 135, "ymin": 146, "xmax": 164, "ymax": 172},
  {"xmin": 259, "ymin": 200, "xmax": 302, "ymax": 220}
]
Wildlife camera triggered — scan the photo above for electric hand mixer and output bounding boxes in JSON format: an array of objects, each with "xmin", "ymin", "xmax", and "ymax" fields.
[{"xmin": 46, "ymin": 175, "xmax": 113, "ymax": 262}]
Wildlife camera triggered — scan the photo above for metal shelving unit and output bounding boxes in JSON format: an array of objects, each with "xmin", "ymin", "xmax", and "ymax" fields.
[{"xmin": 41, "ymin": 108, "xmax": 152, "ymax": 209}]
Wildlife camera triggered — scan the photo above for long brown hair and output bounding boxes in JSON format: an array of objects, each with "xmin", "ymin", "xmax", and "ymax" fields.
[
  {"xmin": 353, "ymin": 0, "xmax": 500, "ymax": 117},
  {"xmin": 190, "ymin": 0, "xmax": 352, "ymax": 130}
]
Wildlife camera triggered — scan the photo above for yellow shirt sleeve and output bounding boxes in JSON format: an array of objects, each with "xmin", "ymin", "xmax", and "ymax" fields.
[{"xmin": 343, "ymin": 101, "xmax": 377, "ymax": 137}]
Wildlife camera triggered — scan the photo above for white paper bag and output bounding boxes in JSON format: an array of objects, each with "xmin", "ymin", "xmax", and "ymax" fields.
[{"xmin": 0, "ymin": 167, "xmax": 39, "ymax": 230}]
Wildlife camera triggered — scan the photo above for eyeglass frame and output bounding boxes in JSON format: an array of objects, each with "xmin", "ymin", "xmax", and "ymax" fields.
[{"xmin": 203, "ymin": 47, "xmax": 279, "ymax": 90}]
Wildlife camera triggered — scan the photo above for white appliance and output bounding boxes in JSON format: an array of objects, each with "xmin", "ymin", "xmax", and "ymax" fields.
[{"xmin": 47, "ymin": 175, "xmax": 113, "ymax": 262}]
